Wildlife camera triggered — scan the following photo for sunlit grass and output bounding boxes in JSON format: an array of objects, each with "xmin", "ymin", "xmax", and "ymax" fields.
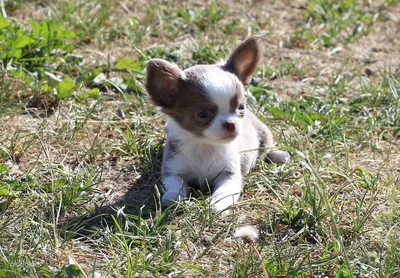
[{"xmin": 0, "ymin": 0, "xmax": 399, "ymax": 277}]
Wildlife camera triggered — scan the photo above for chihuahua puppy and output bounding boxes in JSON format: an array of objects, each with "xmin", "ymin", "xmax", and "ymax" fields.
[{"xmin": 145, "ymin": 36, "xmax": 289, "ymax": 212}]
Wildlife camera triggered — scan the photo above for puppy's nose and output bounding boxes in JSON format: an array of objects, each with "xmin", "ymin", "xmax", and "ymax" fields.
[{"xmin": 222, "ymin": 121, "xmax": 236, "ymax": 132}]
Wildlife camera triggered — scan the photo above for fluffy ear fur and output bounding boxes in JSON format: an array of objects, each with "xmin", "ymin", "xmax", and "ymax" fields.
[
  {"xmin": 145, "ymin": 59, "xmax": 182, "ymax": 108},
  {"xmin": 223, "ymin": 35, "xmax": 262, "ymax": 85}
]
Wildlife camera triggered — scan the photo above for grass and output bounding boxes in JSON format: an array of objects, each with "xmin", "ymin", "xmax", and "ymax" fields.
[
  {"xmin": 0, "ymin": 0, "xmax": 400, "ymax": 277},
  {"xmin": 301, "ymin": 0, "xmax": 378, "ymax": 47}
]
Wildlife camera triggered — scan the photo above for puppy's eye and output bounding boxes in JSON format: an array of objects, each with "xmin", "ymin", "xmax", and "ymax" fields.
[
  {"xmin": 196, "ymin": 111, "xmax": 211, "ymax": 120},
  {"xmin": 238, "ymin": 104, "xmax": 245, "ymax": 111}
]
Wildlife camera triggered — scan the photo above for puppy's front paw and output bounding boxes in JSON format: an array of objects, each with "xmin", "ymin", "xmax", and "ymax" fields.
[
  {"xmin": 266, "ymin": 150, "xmax": 290, "ymax": 164},
  {"xmin": 210, "ymin": 194, "xmax": 239, "ymax": 213},
  {"xmin": 162, "ymin": 191, "xmax": 186, "ymax": 207},
  {"xmin": 211, "ymin": 201, "xmax": 232, "ymax": 214}
]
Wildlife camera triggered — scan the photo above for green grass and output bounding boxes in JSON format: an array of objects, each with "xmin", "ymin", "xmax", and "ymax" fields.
[
  {"xmin": 300, "ymin": 0, "xmax": 378, "ymax": 47},
  {"xmin": 0, "ymin": 0, "xmax": 399, "ymax": 277}
]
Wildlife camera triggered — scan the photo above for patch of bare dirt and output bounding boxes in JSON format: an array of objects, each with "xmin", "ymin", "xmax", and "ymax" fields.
[{"xmin": 350, "ymin": 139, "xmax": 400, "ymax": 175}]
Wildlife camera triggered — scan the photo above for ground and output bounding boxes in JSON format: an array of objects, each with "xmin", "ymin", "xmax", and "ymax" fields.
[{"xmin": 0, "ymin": 0, "xmax": 399, "ymax": 277}]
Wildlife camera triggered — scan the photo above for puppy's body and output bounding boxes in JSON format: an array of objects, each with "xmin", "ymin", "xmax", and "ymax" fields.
[
  {"xmin": 145, "ymin": 36, "xmax": 288, "ymax": 211},
  {"xmin": 162, "ymin": 110, "xmax": 273, "ymax": 210}
]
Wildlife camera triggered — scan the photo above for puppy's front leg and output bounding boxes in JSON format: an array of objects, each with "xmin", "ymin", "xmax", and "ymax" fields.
[
  {"xmin": 161, "ymin": 175, "xmax": 189, "ymax": 207},
  {"xmin": 210, "ymin": 174, "xmax": 242, "ymax": 212}
]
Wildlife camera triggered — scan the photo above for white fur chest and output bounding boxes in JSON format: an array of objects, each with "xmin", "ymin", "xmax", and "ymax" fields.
[{"xmin": 164, "ymin": 120, "xmax": 241, "ymax": 185}]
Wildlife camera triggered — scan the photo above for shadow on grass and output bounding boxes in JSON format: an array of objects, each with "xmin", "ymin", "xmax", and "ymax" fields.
[{"xmin": 58, "ymin": 161, "xmax": 166, "ymax": 239}]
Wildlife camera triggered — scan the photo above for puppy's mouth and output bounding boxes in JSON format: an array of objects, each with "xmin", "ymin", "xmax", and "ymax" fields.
[{"xmin": 217, "ymin": 132, "xmax": 238, "ymax": 141}]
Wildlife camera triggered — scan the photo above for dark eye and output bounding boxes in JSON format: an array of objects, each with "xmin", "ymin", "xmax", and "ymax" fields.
[
  {"xmin": 196, "ymin": 111, "xmax": 211, "ymax": 120},
  {"xmin": 238, "ymin": 104, "xmax": 245, "ymax": 111}
]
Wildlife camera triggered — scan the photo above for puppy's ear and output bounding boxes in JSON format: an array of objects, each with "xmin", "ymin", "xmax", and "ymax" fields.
[
  {"xmin": 223, "ymin": 35, "xmax": 262, "ymax": 85},
  {"xmin": 145, "ymin": 59, "xmax": 182, "ymax": 107}
]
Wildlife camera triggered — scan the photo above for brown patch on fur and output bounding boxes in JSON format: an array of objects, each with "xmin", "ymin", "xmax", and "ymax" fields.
[
  {"xmin": 145, "ymin": 59, "xmax": 182, "ymax": 107},
  {"xmin": 165, "ymin": 81, "xmax": 218, "ymax": 137},
  {"xmin": 223, "ymin": 35, "xmax": 262, "ymax": 85},
  {"xmin": 230, "ymin": 82, "xmax": 246, "ymax": 116}
]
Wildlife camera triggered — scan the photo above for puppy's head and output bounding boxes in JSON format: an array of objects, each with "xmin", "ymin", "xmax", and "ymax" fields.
[{"xmin": 145, "ymin": 36, "xmax": 262, "ymax": 144}]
